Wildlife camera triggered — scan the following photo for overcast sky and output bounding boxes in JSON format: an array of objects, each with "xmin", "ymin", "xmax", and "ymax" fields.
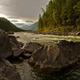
[{"xmin": 0, "ymin": 0, "xmax": 49, "ymax": 20}]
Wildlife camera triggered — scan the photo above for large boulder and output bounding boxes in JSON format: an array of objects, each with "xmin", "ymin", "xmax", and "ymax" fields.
[
  {"xmin": 28, "ymin": 40, "xmax": 80, "ymax": 73},
  {"xmin": 9, "ymin": 35, "xmax": 24, "ymax": 57},
  {"xmin": 24, "ymin": 42, "xmax": 43, "ymax": 53},
  {"xmin": 22, "ymin": 42, "xmax": 43, "ymax": 59},
  {"xmin": 0, "ymin": 29, "xmax": 12, "ymax": 58},
  {"xmin": 0, "ymin": 59, "xmax": 21, "ymax": 80},
  {"xmin": 0, "ymin": 29, "xmax": 23, "ymax": 80},
  {"xmin": 0, "ymin": 29, "xmax": 24, "ymax": 59}
]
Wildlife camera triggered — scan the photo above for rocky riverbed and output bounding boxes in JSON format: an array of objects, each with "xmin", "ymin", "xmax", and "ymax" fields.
[
  {"xmin": 14, "ymin": 32, "xmax": 80, "ymax": 80},
  {"xmin": 1, "ymin": 31, "xmax": 80, "ymax": 80}
]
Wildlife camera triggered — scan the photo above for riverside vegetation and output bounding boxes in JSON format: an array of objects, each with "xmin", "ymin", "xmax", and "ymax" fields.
[{"xmin": 38, "ymin": 0, "xmax": 80, "ymax": 34}]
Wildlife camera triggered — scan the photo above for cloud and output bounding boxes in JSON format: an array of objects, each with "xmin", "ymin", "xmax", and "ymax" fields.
[{"xmin": 0, "ymin": 0, "xmax": 48, "ymax": 19}]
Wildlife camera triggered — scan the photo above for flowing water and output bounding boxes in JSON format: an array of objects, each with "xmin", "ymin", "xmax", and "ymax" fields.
[
  {"xmin": 14, "ymin": 32, "xmax": 80, "ymax": 80},
  {"xmin": 15, "ymin": 60, "xmax": 80, "ymax": 80}
]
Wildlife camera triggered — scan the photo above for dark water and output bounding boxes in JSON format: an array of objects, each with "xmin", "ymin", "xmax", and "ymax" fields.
[{"xmin": 15, "ymin": 60, "xmax": 80, "ymax": 80}]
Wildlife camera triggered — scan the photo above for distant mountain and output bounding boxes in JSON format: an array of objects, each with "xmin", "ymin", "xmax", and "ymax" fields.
[
  {"xmin": 7, "ymin": 17, "xmax": 38, "ymax": 31},
  {"xmin": 15, "ymin": 22, "xmax": 38, "ymax": 31},
  {"xmin": 9, "ymin": 18, "xmax": 38, "ymax": 31},
  {"xmin": 0, "ymin": 17, "xmax": 24, "ymax": 32},
  {"xmin": 29, "ymin": 22, "xmax": 38, "ymax": 31}
]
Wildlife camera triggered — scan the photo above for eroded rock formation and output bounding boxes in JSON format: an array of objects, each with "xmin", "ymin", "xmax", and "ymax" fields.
[
  {"xmin": 28, "ymin": 41, "xmax": 80, "ymax": 73},
  {"xmin": 0, "ymin": 29, "xmax": 21, "ymax": 80},
  {"xmin": 0, "ymin": 59, "xmax": 21, "ymax": 80},
  {"xmin": 0, "ymin": 29, "xmax": 12, "ymax": 58}
]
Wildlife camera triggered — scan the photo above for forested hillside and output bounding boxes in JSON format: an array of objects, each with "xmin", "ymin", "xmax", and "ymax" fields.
[
  {"xmin": 38, "ymin": 0, "xmax": 80, "ymax": 33},
  {"xmin": 0, "ymin": 17, "xmax": 25, "ymax": 32}
]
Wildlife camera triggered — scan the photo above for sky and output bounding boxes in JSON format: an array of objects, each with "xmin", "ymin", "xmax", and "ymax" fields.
[{"xmin": 0, "ymin": 0, "xmax": 49, "ymax": 21}]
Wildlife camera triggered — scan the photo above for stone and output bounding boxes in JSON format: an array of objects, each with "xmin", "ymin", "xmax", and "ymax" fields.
[
  {"xmin": 0, "ymin": 29, "xmax": 24, "ymax": 58},
  {"xmin": 9, "ymin": 35, "xmax": 24, "ymax": 57},
  {"xmin": 0, "ymin": 59, "xmax": 21, "ymax": 80},
  {"xmin": 24, "ymin": 42, "xmax": 43, "ymax": 53},
  {"xmin": 76, "ymin": 32, "xmax": 80, "ymax": 36},
  {"xmin": 28, "ymin": 40, "xmax": 80, "ymax": 73},
  {"xmin": 0, "ymin": 29, "xmax": 12, "ymax": 58}
]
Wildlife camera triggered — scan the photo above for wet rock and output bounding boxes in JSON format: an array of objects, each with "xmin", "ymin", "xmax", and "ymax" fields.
[
  {"xmin": 0, "ymin": 59, "xmax": 21, "ymax": 80},
  {"xmin": 76, "ymin": 32, "xmax": 80, "ymax": 36},
  {"xmin": 24, "ymin": 42, "xmax": 43, "ymax": 53},
  {"xmin": 0, "ymin": 29, "xmax": 23, "ymax": 80},
  {"xmin": 28, "ymin": 40, "xmax": 80, "ymax": 73},
  {"xmin": 0, "ymin": 29, "xmax": 24, "ymax": 59},
  {"xmin": 20, "ymin": 52, "xmax": 32, "ymax": 59},
  {"xmin": 6, "ymin": 33, "xmax": 26, "ymax": 63},
  {"xmin": 0, "ymin": 29, "xmax": 12, "ymax": 58},
  {"xmin": 17, "ymin": 42, "xmax": 42, "ymax": 59},
  {"xmin": 9, "ymin": 35, "xmax": 23, "ymax": 49},
  {"xmin": 12, "ymin": 48, "xmax": 24, "ymax": 57},
  {"xmin": 8, "ymin": 34, "xmax": 24, "ymax": 58}
]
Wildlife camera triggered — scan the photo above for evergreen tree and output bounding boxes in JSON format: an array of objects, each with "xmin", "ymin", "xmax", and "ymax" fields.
[{"xmin": 38, "ymin": 0, "xmax": 80, "ymax": 33}]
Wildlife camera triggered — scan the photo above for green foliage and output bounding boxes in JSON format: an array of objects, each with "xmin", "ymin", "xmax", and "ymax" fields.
[
  {"xmin": 38, "ymin": 0, "xmax": 80, "ymax": 33},
  {"xmin": 0, "ymin": 17, "xmax": 25, "ymax": 32}
]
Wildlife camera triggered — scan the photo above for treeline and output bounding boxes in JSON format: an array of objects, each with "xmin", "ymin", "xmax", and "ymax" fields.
[{"xmin": 38, "ymin": 0, "xmax": 80, "ymax": 33}]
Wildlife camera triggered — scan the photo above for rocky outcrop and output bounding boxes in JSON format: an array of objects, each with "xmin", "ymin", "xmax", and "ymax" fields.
[
  {"xmin": 9, "ymin": 35, "xmax": 24, "ymax": 57},
  {"xmin": 0, "ymin": 59, "xmax": 21, "ymax": 80},
  {"xmin": 24, "ymin": 42, "xmax": 42, "ymax": 53},
  {"xmin": 0, "ymin": 29, "xmax": 23, "ymax": 59},
  {"xmin": 21, "ymin": 42, "xmax": 43, "ymax": 59},
  {"xmin": 28, "ymin": 41, "xmax": 80, "ymax": 73},
  {"xmin": 0, "ymin": 29, "xmax": 22, "ymax": 80},
  {"xmin": 0, "ymin": 29, "xmax": 12, "ymax": 58}
]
